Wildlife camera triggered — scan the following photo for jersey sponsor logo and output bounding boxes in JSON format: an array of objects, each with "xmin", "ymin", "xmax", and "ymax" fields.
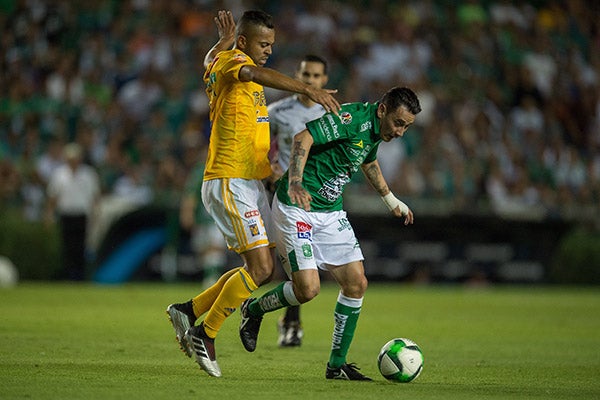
[
  {"xmin": 329, "ymin": 115, "xmax": 340, "ymax": 138},
  {"xmin": 245, "ymin": 210, "xmax": 260, "ymax": 218},
  {"xmin": 355, "ymin": 140, "xmax": 364, "ymax": 148},
  {"xmin": 320, "ymin": 115, "xmax": 340, "ymax": 141},
  {"xmin": 253, "ymin": 91, "xmax": 267, "ymax": 106},
  {"xmin": 318, "ymin": 172, "xmax": 350, "ymax": 202},
  {"xmin": 296, "ymin": 221, "xmax": 313, "ymax": 240},
  {"xmin": 321, "ymin": 122, "xmax": 333, "ymax": 141},
  {"xmin": 257, "ymin": 116, "xmax": 269, "ymax": 123},
  {"xmin": 340, "ymin": 111, "xmax": 352, "ymax": 125},
  {"xmin": 233, "ymin": 53, "xmax": 247, "ymax": 63}
]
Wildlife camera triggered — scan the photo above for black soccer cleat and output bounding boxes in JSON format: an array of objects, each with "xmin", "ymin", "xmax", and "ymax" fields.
[
  {"xmin": 326, "ymin": 363, "xmax": 372, "ymax": 381},
  {"xmin": 239, "ymin": 298, "xmax": 263, "ymax": 352}
]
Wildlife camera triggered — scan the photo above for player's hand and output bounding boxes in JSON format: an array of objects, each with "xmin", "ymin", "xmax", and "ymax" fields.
[
  {"xmin": 393, "ymin": 207, "xmax": 414, "ymax": 225},
  {"xmin": 288, "ymin": 182, "xmax": 312, "ymax": 211},
  {"xmin": 215, "ymin": 10, "xmax": 235, "ymax": 43},
  {"xmin": 305, "ymin": 86, "xmax": 340, "ymax": 116}
]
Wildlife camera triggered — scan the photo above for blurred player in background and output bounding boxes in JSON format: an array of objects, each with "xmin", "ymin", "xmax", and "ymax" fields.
[
  {"xmin": 267, "ymin": 54, "xmax": 330, "ymax": 347},
  {"xmin": 45, "ymin": 143, "xmax": 100, "ymax": 281},
  {"xmin": 239, "ymin": 87, "xmax": 421, "ymax": 380},
  {"xmin": 166, "ymin": 9, "xmax": 340, "ymax": 377}
]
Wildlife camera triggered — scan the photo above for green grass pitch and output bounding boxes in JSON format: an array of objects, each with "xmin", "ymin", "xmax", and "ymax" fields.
[{"xmin": 1, "ymin": 282, "xmax": 599, "ymax": 399}]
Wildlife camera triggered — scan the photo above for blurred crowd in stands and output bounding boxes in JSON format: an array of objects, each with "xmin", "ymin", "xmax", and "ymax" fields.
[{"xmin": 1, "ymin": 0, "xmax": 599, "ymax": 223}]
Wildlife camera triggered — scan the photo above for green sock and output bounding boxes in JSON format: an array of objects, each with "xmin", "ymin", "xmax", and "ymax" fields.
[
  {"xmin": 329, "ymin": 293, "xmax": 363, "ymax": 368},
  {"xmin": 248, "ymin": 281, "xmax": 292, "ymax": 316}
]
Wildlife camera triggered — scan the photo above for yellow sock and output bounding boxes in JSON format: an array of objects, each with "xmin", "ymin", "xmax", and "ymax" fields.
[
  {"xmin": 192, "ymin": 266, "xmax": 242, "ymax": 317},
  {"xmin": 203, "ymin": 268, "xmax": 258, "ymax": 338}
]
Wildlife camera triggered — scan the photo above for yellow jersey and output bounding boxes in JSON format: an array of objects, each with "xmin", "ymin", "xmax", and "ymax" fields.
[{"xmin": 202, "ymin": 49, "xmax": 272, "ymax": 181}]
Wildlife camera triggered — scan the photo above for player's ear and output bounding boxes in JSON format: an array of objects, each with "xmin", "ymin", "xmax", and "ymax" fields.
[
  {"xmin": 377, "ymin": 103, "xmax": 386, "ymax": 119},
  {"xmin": 237, "ymin": 35, "xmax": 246, "ymax": 49}
]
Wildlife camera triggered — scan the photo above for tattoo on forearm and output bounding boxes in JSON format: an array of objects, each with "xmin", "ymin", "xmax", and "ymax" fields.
[
  {"xmin": 289, "ymin": 142, "xmax": 307, "ymax": 181},
  {"xmin": 364, "ymin": 164, "xmax": 387, "ymax": 193}
]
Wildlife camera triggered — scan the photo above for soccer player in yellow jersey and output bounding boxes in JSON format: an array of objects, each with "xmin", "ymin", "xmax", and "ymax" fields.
[{"xmin": 167, "ymin": 9, "xmax": 340, "ymax": 377}]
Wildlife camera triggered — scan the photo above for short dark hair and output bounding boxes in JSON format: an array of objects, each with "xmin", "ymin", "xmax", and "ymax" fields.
[
  {"xmin": 380, "ymin": 87, "xmax": 421, "ymax": 115},
  {"xmin": 300, "ymin": 54, "xmax": 328, "ymax": 75},
  {"xmin": 237, "ymin": 10, "xmax": 274, "ymax": 37}
]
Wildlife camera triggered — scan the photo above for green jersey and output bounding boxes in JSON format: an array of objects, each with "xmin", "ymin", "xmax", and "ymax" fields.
[{"xmin": 276, "ymin": 102, "xmax": 382, "ymax": 211}]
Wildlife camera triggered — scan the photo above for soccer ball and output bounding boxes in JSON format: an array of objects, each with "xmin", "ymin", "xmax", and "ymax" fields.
[{"xmin": 377, "ymin": 338, "xmax": 423, "ymax": 382}]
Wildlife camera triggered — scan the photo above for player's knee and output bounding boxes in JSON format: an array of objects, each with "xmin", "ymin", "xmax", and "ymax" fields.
[
  {"xmin": 342, "ymin": 275, "xmax": 368, "ymax": 298},
  {"xmin": 249, "ymin": 265, "xmax": 272, "ymax": 285},
  {"xmin": 246, "ymin": 258, "xmax": 274, "ymax": 285},
  {"xmin": 294, "ymin": 282, "xmax": 320, "ymax": 303}
]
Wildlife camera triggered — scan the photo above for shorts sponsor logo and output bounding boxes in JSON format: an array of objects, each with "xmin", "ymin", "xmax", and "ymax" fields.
[
  {"xmin": 245, "ymin": 210, "xmax": 260, "ymax": 218},
  {"xmin": 296, "ymin": 221, "xmax": 312, "ymax": 240},
  {"xmin": 337, "ymin": 218, "xmax": 351, "ymax": 231}
]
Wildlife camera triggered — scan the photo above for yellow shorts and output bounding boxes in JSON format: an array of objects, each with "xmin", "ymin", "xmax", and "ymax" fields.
[{"xmin": 201, "ymin": 178, "xmax": 274, "ymax": 254}]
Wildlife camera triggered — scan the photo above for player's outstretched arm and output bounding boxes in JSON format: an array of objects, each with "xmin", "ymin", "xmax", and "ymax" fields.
[
  {"xmin": 361, "ymin": 160, "xmax": 414, "ymax": 225},
  {"xmin": 240, "ymin": 66, "xmax": 340, "ymax": 115},
  {"xmin": 204, "ymin": 10, "xmax": 236, "ymax": 68}
]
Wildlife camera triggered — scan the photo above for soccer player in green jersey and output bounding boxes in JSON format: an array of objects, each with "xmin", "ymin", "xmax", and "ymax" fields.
[{"xmin": 239, "ymin": 86, "xmax": 421, "ymax": 380}]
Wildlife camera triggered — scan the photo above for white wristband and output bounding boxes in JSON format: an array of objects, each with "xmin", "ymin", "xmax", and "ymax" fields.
[{"xmin": 381, "ymin": 192, "xmax": 409, "ymax": 215}]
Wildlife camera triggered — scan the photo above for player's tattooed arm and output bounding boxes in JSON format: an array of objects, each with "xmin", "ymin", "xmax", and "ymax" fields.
[
  {"xmin": 363, "ymin": 159, "xmax": 414, "ymax": 224},
  {"xmin": 288, "ymin": 130, "xmax": 314, "ymax": 185},
  {"xmin": 289, "ymin": 141, "xmax": 307, "ymax": 185},
  {"xmin": 361, "ymin": 160, "xmax": 390, "ymax": 196},
  {"xmin": 288, "ymin": 130, "xmax": 314, "ymax": 211}
]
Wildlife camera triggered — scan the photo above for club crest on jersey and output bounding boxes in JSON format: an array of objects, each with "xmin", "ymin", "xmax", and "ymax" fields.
[
  {"xmin": 340, "ymin": 112, "xmax": 352, "ymax": 125},
  {"xmin": 296, "ymin": 221, "xmax": 312, "ymax": 241}
]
